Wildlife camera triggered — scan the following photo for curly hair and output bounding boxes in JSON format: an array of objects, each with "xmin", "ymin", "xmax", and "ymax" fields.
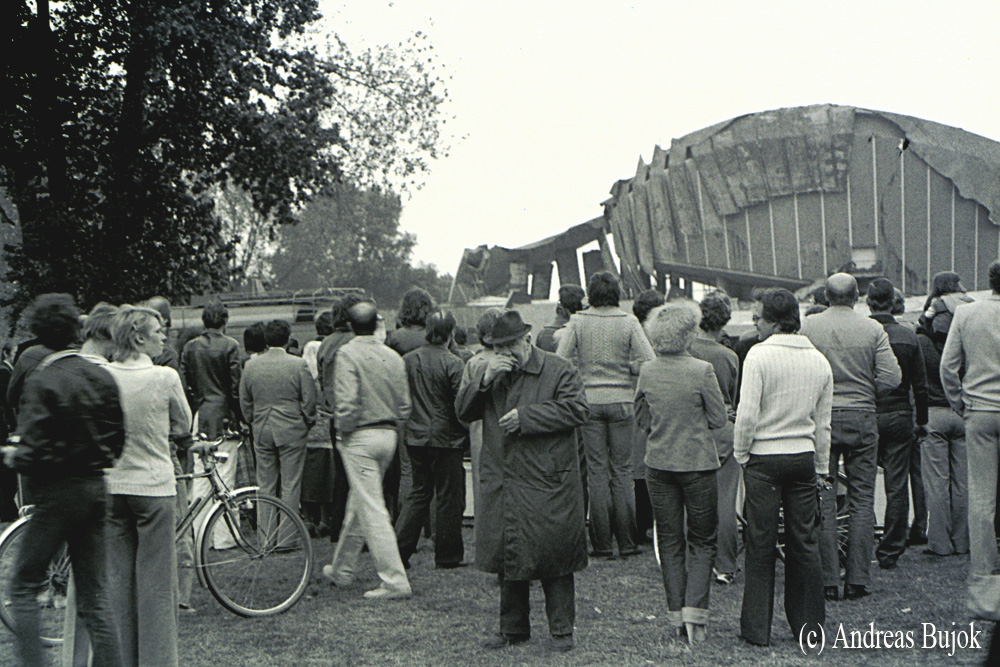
[
  {"xmin": 760, "ymin": 289, "xmax": 800, "ymax": 333},
  {"xmin": 699, "ymin": 291, "xmax": 732, "ymax": 332},
  {"xmin": 397, "ymin": 288, "xmax": 435, "ymax": 327},
  {"xmin": 475, "ymin": 308, "xmax": 503, "ymax": 349},
  {"xmin": 558, "ymin": 284, "xmax": 586, "ymax": 315},
  {"xmin": 29, "ymin": 293, "xmax": 81, "ymax": 350},
  {"xmin": 632, "ymin": 289, "xmax": 665, "ymax": 325},
  {"xmin": 644, "ymin": 302, "xmax": 700, "ymax": 355},
  {"xmin": 587, "ymin": 271, "xmax": 620, "ymax": 308}
]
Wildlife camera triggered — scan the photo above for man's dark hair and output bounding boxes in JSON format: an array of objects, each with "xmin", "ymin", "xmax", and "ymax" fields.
[
  {"xmin": 890, "ymin": 289, "xmax": 906, "ymax": 316},
  {"xmin": 587, "ymin": 271, "xmax": 620, "ymax": 308},
  {"xmin": 990, "ymin": 260, "xmax": 1000, "ymax": 294},
  {"xmin": 632, "ymin": 289, "xmax": 665, "ymax": 325},
  {"xmin": 330, "ymin": 294, "xmax": 365, "ymax": 332},
  {"xmin": 425, "ymin": 310, "xmax": 457, "ymax": 345},
  {"xmin": 760, "ymin": 288, "xmax": 800, "ymax": 333},
  {"xmin": 453, "ymin": 326, "xmax": 468, "ymax": 346},
  {"xmin": 558, "ymin": 284, "xmax": 586, "ymax": 315},
  {"xmin": 397, "ymin": 288, "xmax": 435, "ymax": 327},
  {"xmin": 263, "ymin": 320, "xmax": 291, "ymax": 348},
  {"xmin": 29, "ymin": 293, "xmax": 81, "ymax": 350},
  {"xmin": 475, "ymin": 308, "xmax": 503, "ymax": 350},
  {"xmin": 699, "ymin": 292, "xmax": 732, "ymax": 332},
  {"xmin": 315, "ymin": 310, "xmax": 334, "ymax": 337},
  {"xmin": 244, "ymin": 322, "xmax": 266, "ymax": 354},
  {"xmin": 866, "ymin": 278, "xmax": 895, "ymax": 312},
  {"xmin": 812, "ymin": 286, "xmax": 830, "ymax": 307},
  {"xmin": 202, "ymin": 301, "xmax": 229, "ymax": 329},
  {"xmin": 348, "ymin": 301, "xmax": 379, "ymax": 336}
]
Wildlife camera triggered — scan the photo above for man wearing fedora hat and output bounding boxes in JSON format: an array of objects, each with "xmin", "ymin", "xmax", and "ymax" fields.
[{"xmin": 456, "ymin": 310, "xmax": 590, "ymax": 652}]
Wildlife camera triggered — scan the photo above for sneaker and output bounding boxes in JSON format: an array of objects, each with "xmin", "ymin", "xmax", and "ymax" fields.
[
  {"xmin": 483, "ymin": 633, "xmax": 529, "ymax": 649},
  {"xmin": 550, "ymin": 635, "xmax": 574, "ymax": 652},
  {"xmin": 435, "ymin": 561, "xmax": 469, "ymax": 570},
  {"xmin": 619, "ymin": 548, "xmax": 643, "ymax": 559},
  {"xmin": 321, "ymin": 564, "xmax": 352, "ymax": 587},
  {"xmin": 713, "ymin": 567, "xmax": 735, "ymax": 585},
  {"xmin": 363, "ymin": 585, "xmax": 412, "ymax": 600},
  {"xmin": 178, "ymin": 603, "xmax": 197, "ymax": 614}
]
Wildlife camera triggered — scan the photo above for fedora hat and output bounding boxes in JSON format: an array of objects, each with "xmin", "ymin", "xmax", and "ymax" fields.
[{"xmin": 485, "ymin": 310, "xmax": 531, "ymax": 346}]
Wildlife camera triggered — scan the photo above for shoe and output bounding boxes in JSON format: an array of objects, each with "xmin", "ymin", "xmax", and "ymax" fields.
[
  {"xmin": 824, "ymin": 586, "xmax": 840, "ymax": 601},
  {"xmin": 739, "ymin": 634, "xmax": 769, "ymax": 647},
  {"xmin": 588, "ymin": 550, "xmax": 613, "ymax": 558},
  {"xmin": 363, "ymin": 585, "xmax": 412, "ymax": 600},
  {"xmin": 321, "ymin": 564, "xmax": 352, "ymax": 587},
  {"xmin": 178, "ymin": 603, "xmax": 197, "ymax": 614},
  {"xmin": 619, "ymin": 548, "xmax": 643, "ymax": 559},
  {"xmin": 907, "ymin": 534, "xmax": 929, "ymax": 547},
  {"xmin": 482, "ymin": 633, "xmax": 529, "ymax": 649},
  {"xmin": 923, "ymin": 548, "xmax": 949, "ymax": 557},
  {"xmin": 843, "ymin": 584, "xmax": 870, "ymax": 601},
  {"xmin": 684, "ymin": 622, "xmax": 707, "ymax": 644},
  {"xmin": 435, "ymin": 561, "xmax": 469, "ymax": 569},
  {"xmin": 550, "ymin": 635, "xmax": 574, "ymax": 652},
  {"xmin": 877, "ymin": 558, "xmax": 897, "ymax": 570},
  {"xmin": 713, "ymin": 568, "xmax": 735, "ymax": 585}
]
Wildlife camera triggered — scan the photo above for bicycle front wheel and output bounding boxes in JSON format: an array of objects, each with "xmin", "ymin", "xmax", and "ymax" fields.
[
  {"xmin": 199, "ymin": 491, "xmax": 312, "ymax": 617},
  {"xmin": 0, "ymin": 517, "xmax": 70, "ymax": 645}
]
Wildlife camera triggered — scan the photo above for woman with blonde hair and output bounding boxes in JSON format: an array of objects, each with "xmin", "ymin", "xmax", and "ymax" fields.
[
  {"xmin": 635, "ymin": 301, "xmax": 727, "ymax": 644},
  {"xmin": 105, "ymin": 305, "xmax": 192, "ymax": 667}
]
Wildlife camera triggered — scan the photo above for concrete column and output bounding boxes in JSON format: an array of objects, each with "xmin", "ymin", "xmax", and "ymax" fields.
[
  {"xmin": 555, "ymin": 248, "xmax": 582, "ymax": 287},
  {"xmin": 530, "ymin": 261, "xmax": 553, "ymax": 301}
]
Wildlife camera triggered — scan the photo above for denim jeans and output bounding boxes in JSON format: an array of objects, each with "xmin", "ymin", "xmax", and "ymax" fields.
[
  {"xmin": 396, "ymin": 446, "xmax": 465, "ymax": 567},
  {"xmin": 740, "ymin": 453, "xmax": 824, "ymax": 646},
  {"xmin": 876, "ymin": 410, "xmax": 915, "ymax": 565},
  {"xmin": 820, "ymin": 411, "xmax": 878, "ymax": 588},
  {"xmin": 921, "ymin": 406, "xmax": 968, "ymax": 555},
  {"xmin": 330, "ymin": 429, "xmax": 410, "ymax": 593},
  {"xmin": 107, "ymin": 494, "xmax": 178, "ymax": 667},
  {"xmin": 10, "ymin": 477, "xmax": 122, "ymax": 667},
  {"xmin": 498, "ymin": 572, "xmax": 574, "ymax": 637},
  {"xmin": 580, "ymin": 402, "xmax": 637, "ymax": 554},
  {"xmin": 715, "ymin": 453, "xmax": 741, "ymax": 576},
  {"xmin": 646, "ymin": 466, "xmax": 716, "ymax": 626}
]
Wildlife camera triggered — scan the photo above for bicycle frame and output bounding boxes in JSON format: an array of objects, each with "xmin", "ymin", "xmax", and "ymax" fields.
[{"xmin": 174, "ymin": 438, "xmax": 259, "ymax": 588}]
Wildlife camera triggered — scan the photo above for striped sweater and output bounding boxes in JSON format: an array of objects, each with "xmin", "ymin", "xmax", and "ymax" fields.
[{"xmin": 734, "ymin": 334, "xmax": 833, "ymax": 475}]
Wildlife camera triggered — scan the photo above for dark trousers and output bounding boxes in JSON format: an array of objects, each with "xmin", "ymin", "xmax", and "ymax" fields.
[
  {"xmin": 0, "ymin": 459, "xmax": 17, "ymax": 521},
  {"xmin": 908, "ymin": 436, "xmax": 927, "ymax": 541},
  {"xmin": 329, "ymin": 422, "xmax": 349, "ymax": 540},
  {"xmin": 741, "ymin": 453, "xmax": 824, "ymax": 646},
  {"xmin": 646, "ymin": 467, "xmax": 717, "ymax": 624},
  {"xmin": 498, "ymin": 572, "xmax": 575, "ymax": 637},
  {"xmin": 395, "ymin": 446, "xmax": 465, "ymax": 566},
  {"xmin": 634, "ymin": 478, "xmax": 653, "ymax": 543},
  {"xmin": 10, "ymin": 477, "xmax": 122, "ymax": 667},
  {"xmin": 877, "ymin": 410, "xmax": 915, "ymax": 564},
  {"xmin": 820, "ymin": 411, "xmax": 878, "ymax": 588}
]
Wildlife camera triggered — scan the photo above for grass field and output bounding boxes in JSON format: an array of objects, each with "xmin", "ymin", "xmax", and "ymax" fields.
[{"xmin": 1, "ymin": 525, "xmax": 992, "ymax": 666}]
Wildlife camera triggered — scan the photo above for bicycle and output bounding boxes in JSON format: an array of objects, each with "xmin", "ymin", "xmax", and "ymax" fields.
[
  {"xmin": 0, "ymin": 431, "xmax": 313, "ymax": 643},
  {"xmin": 175, "ymin": 430, "xmax": 313, "ymax": 617}
]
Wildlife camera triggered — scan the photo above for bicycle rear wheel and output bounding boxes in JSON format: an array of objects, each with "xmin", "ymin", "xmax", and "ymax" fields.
[
  {"xmin": 0, "ymin": 517, "xmax": 69, "ymax": 645},
  {"xmin": 199, "ymin": 491, "xmax": 312, "ymax": 617}
]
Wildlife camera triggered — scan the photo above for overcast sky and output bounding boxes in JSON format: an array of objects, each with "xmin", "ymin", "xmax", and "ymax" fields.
[{"xmin": 318, "ymin": 0, "xmax": 1000, "ymax": 279}]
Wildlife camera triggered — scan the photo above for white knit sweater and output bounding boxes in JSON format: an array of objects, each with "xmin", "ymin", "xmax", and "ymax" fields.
[{"xmin": 734, "ymin": 334, "xmax": 833, "ymax": 475}]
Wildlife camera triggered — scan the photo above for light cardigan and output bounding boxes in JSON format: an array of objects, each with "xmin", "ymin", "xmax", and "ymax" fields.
[
  {"xmin": 106, "ymin": 355, "xmax": 192, "ymax": 496},
  {"xmin": 734, "ymin": 334, "xmax": 833, "ymax": 475},
  {"xmin": 555, "ymin": 306, "xmax": 655, "ymax": 404}
]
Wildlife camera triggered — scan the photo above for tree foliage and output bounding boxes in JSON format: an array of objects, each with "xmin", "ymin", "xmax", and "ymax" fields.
[
  {"xmin": 269, "ymin": 184, "xmax": 451, "ymax": 306},
  {"xmin": 0, "ymin": 0, "xmax": 449, "ymax": 311}
]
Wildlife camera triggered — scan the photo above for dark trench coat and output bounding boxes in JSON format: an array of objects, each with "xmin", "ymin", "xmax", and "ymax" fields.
[{"xmin": 455, "ymin": 346, "xmax": 590, "ymax": 580}]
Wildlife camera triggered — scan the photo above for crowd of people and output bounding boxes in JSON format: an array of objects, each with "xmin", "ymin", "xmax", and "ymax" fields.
[{"xmin": 2, "ymin": 258, "xmax": 1000, "ymax": 664}]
